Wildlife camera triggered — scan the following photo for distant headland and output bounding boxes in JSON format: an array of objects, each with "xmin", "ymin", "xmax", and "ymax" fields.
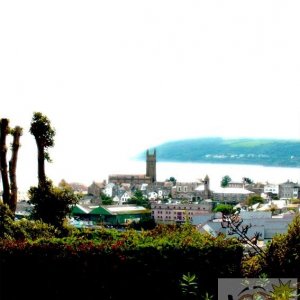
[{"xmin": 136, "ymin": 137, "xmax": 300, "ymax": 168}]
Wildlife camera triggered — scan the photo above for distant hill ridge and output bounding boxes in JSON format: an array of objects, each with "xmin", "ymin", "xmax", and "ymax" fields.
[{"xmin": 138, "ymin": 137, "xmax": 300, "ymax": 168}]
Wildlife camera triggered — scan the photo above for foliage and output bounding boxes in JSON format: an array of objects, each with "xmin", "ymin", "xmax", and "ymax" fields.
[
  {"xmin": 100, "ymin": 193, "xmax": 113, "ymax": 205},
  {"xmin": 221, "ymin": 213, "xmax": 265, "ymax": 258},
  {"xmin": 263, "ymin": 214, "xmax": 300, "ymax": 278},
  {"xmin": 29, "ymin": 112, "xmax": 55, "ymax": 161},
  {"xmin": 0, "ymin": 202, "xmax": 15, "ymax": 238},
  {"xmin": 213, "ymin": 204, "xmax": 234, "ymax": 215},
  {"xmin": 11, "ymin": 219, "xmax": 58, "ymax": 240},
  {"xmin": 28, "ymin": 180, "xmax": 78, "ymax": 228},
  {"xmin": 128, "ymin": 215, "xmax": 156, "ymax": 230},
  {"xmin": 127, "ymin": 189, "xmax": 150, "ymax": 208},
  {"xmin": 0, "ymin": 202, "xmax": 58, "ymax": 240},
  {"xmin": 180, "ymin": 272, "xmax": 198, "ymax": 298},
  {"xmin": 291, "ymin": 198, "xmax": 300, "ymax": 204},
  {"xmin": 245, "ymin": 194, "xmax": 264, "ymax": 207},
  {"xmin": 241, "ymin": 254, "xmax": 264, "ymax": 278},
  {"xmin": 221, "ymin": 175, "xmax": 231, "ymax": 187},
  {"xmin": 0, "ymin": 223, "xmax": 243, "ymax": 299},
  {"xmin": 166, "ymin": 176, "xmax": 177, "ymax": 185},
  {"xmin": 242, "ymin": 177, "xmax": 253, "ymax": 184}
]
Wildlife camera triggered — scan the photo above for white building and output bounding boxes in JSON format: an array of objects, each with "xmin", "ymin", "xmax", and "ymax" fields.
[
  {"xmin": 264, "ymin": 183, "xmax": 279, "ymax": 195},
  {"xmin": 212, "ymin": 187, "xmax": 254, "ymax": 203},
  {"xmin": 151, "ymin": 202, "xmax": 212, "ymax": 224},
  {"xmin": 103, "ymin": 183, "xmax": 115, "ymax": 198}
]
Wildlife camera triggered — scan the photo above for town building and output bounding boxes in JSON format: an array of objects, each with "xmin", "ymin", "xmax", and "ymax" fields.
[
  {"xmin": 211, "ymin": 187, "xmax": 254, "ymax": 203},
  {"xmin": 263, "ymin": 183, "xmax": 279, "ymax": 197},
  {"xmin": 71, "ymin": 204, "xmax": 150, "ymax": 226},
  {"xmin": 88, "ymin": 181, "xmax": 106, "ymax": 196},
  {"xmin": 151, "ymin": 202, "xmax": 212, "ymax": 224},
  {"xmin": 108, "ymin": 149, "xmax": 156, "ymax": 185},
  {"xmin": 278, "ymin": 180, "xmax": 300, "ymax": 199}
]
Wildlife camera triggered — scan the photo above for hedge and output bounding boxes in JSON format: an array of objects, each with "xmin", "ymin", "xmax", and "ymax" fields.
[{"xmin": 0, "ymin": 225, "xmax": 243, "ymax": 300}]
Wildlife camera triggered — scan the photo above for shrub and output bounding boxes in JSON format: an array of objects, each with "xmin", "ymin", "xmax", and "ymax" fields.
[
  {"xmin": 263, "ymin": 214, "xmax": 300, "ymax": 278},
  {"xmin": 0, "ymin": 202, "xmax": 15, "ymax": 238}
]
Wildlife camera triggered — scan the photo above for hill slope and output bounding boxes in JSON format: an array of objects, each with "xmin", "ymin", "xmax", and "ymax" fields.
[{"xmin": 139, "ymin": 137, "xmax": 300, "ymax": 167}]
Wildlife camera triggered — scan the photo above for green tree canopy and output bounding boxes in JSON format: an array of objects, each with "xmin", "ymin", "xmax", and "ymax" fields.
[
  {"xmin": 221, "ymin": 175, "xmax": 231, "ymax": 187},
  {"xmin": 30, "ymin": 112, "xmax": 55, "ymax": 187},
  {"xmin": 213, "ymin": 204, "xmax": 234, "ymax": 215},
  {"xmin": 100, "ymin": 193, "xmax": 113, "ymax": 205},
  {"xmin": 127, "ymin": 190, "xmax": 150, "ymax": 208},
  {"xmin": 29, "ymin": 180, "xmax": 78, "ymax": 228},
  {"xmin": 245, "ymin": 194, "xmax": 264, "ymax": 207},
  {"xmin": 242, "ymin": 177, "xmax": 253, "ymax": 184}
]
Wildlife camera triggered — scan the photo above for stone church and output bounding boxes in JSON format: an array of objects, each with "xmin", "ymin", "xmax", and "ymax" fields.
[{"xmin": 108, "ymin": 149, "xmax": 156, "ymax": 185}]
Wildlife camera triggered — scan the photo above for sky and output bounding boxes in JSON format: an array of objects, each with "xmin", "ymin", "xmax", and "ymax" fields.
[{"xmin": 1, "ymin": 0, "xmax": 300, "ymax": 191}]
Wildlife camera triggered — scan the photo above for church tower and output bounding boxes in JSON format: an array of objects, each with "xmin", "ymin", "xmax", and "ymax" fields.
[
  {"xmin": 146, "ymin": 149, "xmax": 156, "ymax": 183},
  {"xmin": 203, "ymin": 175, "xmax": 211, "ymax": 199}
]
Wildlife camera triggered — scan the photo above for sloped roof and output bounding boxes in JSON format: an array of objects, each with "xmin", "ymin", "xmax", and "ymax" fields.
[
  {"xmin": 71, "ymin": 204, "xmax": 92, "ymax": 214},
  {"xmin": 212, "ymin": 187, "xmax": 254, "ymax": 194},
  {"xmin": 90, "ymin": 205, "xmax": 148, "ymax": 215},
  {"xmin": 89, "ymin": 206, "xmax": 112, "ymax": 215}
]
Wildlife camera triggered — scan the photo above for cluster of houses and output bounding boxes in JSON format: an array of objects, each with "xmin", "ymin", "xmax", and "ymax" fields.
[{"xmin": 8, "ymin": 149, "xmax": 300, "ymax": 237}]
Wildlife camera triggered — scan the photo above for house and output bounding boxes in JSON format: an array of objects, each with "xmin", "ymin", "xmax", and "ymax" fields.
[
  {"xmin": 112, "ymin": 190, "xmax": 131, "ymax": 205},
  {"xmin": 88, "ymin": 181, "xmax": 106, "ymax": 196},
  {"xmin": 263, "ymin": 183, "xmax": 279, "ymax": 198},
  {"xmin": 278, "ymin": 180, "xmax": 300, "ymax": 199},
  {"xmin": 228, "ymin": 181, "xmax": 245, "ymax": 188},
  {"xmin": 103, "ymin": 182, "xmax": 116, "ymax": 198},
  {"xmin": 171, "ymin": 182, "xmax": 199, "ymax": 200},
  {"xmin": 212, "ymin": 187, "xmax": 254, "ymax": 203},
  {"xmin": 151, "ymin": 202, "xmax": 212, "ymax": 224},
  {"xmin": 89, "ymin": 205, "xmax": 150, "ymax": 226}
]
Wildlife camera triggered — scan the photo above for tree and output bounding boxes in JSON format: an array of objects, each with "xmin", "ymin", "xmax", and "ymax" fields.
[
  {"xmin": 128, "ymin": 190, "xmax": 150, "ymax": 208},
  {"xmin": 245, "ymin": 195, "xmax": 264, "ymax": 207},
  {"xmin": 213, "ymin": 204, "xmax": 234, "ymax": 215},
  {"xmin": 9, "ymin": 126, "xmax": 23, "ymax": 213},
  {"xmin": 28, "ymin": 113, "xmax": 77, "ymax": 228},
  {"xmin": 0, "ymin": 119, "xmax": 10, "ymax": 205},
  {"xmin": 29, "ymin": 112, "xmax": 55, "ymax": 187},
  {"xmin": 221, "ymin": 175, "xmax": 231, "ymax": 187},
  {"xmin": 29, "ymin": 180, "xmax": 77, "ymax": 228},
  {"xmin": 0, "ymin": 119, "xmax": 23, "ymax": 213},
  {"xmin": 242, "ymin": 177, "xmax": 253, "ymax": 184},
  {"xmin": 166, "ymin": 176, "xmax": 177, "ymax": 185},
  {"xmin": 100, "ymin": 193, "xmax": 113, "ymax": 205}
]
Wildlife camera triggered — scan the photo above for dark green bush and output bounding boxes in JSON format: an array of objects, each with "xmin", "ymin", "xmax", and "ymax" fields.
[
  {"xmin": 263, "ymin": 214, "xmax": 300, "ymax": 278},
  {"xmin": 0, "ymin": 202, "xmax": 15, "ymax": 238},
  {"xmin": 0, "ymin": 223, "xmax": 243, "ymax": 300}
]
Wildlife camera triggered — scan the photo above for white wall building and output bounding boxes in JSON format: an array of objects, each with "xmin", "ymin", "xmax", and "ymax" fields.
[{"xmin": 151, "ymin": 202, "xmax": 212, "ymax": 224}]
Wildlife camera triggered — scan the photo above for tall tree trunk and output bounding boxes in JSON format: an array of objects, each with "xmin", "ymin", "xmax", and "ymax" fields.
[
  {"xmin": 0, "ymin": 119, "xmax": 10, "ymax": 205},
  {"xmin": 37, "ymin": 143, "xmax": 46, "ymax": 188},
  {"xmin": 9, "ymin": 126, "xmax": 22, "ymax": 213}
]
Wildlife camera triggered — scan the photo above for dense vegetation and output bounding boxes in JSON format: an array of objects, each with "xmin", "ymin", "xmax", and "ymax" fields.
[
  {"xmin": 0, "ymin": 207, "xmax": 243, "ymax": 299},
  {"xmin": 138, "ymin": 137, "xmax": 300, "ymax": 167},
  {"xmin": 1, "ymin": 201, "xmax": 300, "ymax": 299}
]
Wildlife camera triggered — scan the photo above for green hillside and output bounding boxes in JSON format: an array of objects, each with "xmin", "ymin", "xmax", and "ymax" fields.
[{"xmin": 138, "ymin": 137, "xmax": 300, "ymax": 167}]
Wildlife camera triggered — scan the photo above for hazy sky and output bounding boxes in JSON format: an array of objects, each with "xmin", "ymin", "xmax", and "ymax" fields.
[{"xmin": 1, "ymin": 0, "xmax": 300, "ymax": 190}]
